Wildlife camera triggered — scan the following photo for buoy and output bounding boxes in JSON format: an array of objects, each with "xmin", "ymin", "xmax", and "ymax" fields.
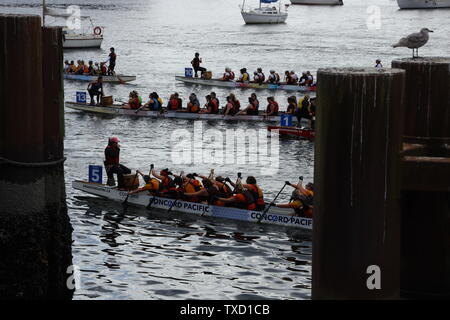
[{"xmin": 93, "ymin": 26, "xmax": 102, "ymax": 35}]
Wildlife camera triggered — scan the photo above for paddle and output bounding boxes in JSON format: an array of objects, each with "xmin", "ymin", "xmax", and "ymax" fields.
[
  {"xmin": 122, "ymin": 170, "xmax": 139, "ymax": 208},
  {"xmin": 257, "ymin": 181, "xmax": 289, "ymax": 223},
  {"xmin": 145, "ymin": 164, "xmax": 157, "ymax": 210},
  {"xmin": 167, "ymin": 170, "xmax": 184, "ymax": 212}
]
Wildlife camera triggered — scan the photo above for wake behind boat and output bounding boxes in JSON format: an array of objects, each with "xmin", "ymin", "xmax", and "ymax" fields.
[
  {"xmin": 64, "ymin": 73, "xmax": 136, "ymax": 83},
  {"xmin": 72, "ymin": 180, "xmax": 313, "ymax": 230},
  {"xmin": 175, "ymin": 76, "xmax": 316, "ymax": 92}
]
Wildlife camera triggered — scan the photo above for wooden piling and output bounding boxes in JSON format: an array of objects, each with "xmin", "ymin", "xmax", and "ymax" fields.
[
  {"xmin": 0, "ymin": 15, "xmax": 72, "ymax": 299},
  {"xmin": 392, "ymin": 57, "xmax": 450, "ymax": 298},
  {"xmin": 312, "ymin": 68, "xmax": 405, "ymax": 299}
]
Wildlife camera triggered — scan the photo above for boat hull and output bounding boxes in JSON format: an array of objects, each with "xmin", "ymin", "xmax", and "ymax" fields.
[
  {"xmin": 241, "ymin": 11, "xmax": 288, "ymax": 24},
  {"xmin": 175, "ymin": 76, "xmax": 316, "ymax": 92},
  {"xmin": 72, "ymin": 180, "xmax": 312, "ymax": 230},
  {"xmin": 397, "ymin": 0, "xmax": 450, "ymax": 8},
  {"xmin": 63, "ymin": 35, "xmax": 103, "ymax": 48},
  {"xmin": 290, "ymin": 0, "xmax": 343, "ymax": 4},
  {"xmin": 268, "ymin": 125, "xmax": 315, "ymax": 139},
  {"xmin": 63, "ymin": 74, "xmax": 136, "ymax": 83},
  {"xmin": 65, "ymin": 102, "xmax": 309, "ymax": 125}
]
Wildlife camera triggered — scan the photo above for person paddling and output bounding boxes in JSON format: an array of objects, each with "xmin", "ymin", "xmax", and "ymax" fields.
[
  {"xmin": 275, "ymin": 177, "xmax": 313, "ymax": 218},
  {"xmin": 127, "ymin": 170, "xmax": 160, "ymax": 195},
  {"xmin": 263, "ymin": 96, "xmax": 279, "ymax": 117},
  {"xmin": 151, "ymin": 167, "xmax": 177, "ymax": 198},
  {"xmin": 236, "ymin": 93, "xmax": 259, "ymax": 115}
]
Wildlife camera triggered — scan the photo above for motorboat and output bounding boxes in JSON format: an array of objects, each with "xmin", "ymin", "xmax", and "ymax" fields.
[{"xmin": 397, "ymin": 0, "xmax": 450, "ymax": 9}]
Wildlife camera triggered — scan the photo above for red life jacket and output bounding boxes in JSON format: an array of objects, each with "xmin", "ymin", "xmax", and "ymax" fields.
[
  {"xmin": 105, "ymin": 145, "xmax": 119, "ymax": 165},
  {"xmin": 160, "ymin": 176, "xmax": 176, "ymax": 193},
  {"xmin": 235, "ymin": 191, "xmax": 256, "ymax": 211},
  {"xmin": 232, "ymin": 99, "xmax": 241, "ymax": 113},
  {"xmin": 211, "ymin": 99, "xmax": 219, "ymax": 113},
  {"xmin": 168, "ymin": 98, "xmax": 180, "ymax": 110},
  {"xmin": 246, "ymin": 184, "xmax": 265, "ymax": 207},
  {"xmin": 229, "ymin": 71, "xmax": 235, "ymax": 80},
  {"xmin": 101, "ymin": 65, "xmax": 107, "ymax": 74},
  {"xmin": 267, "ymin": 101, "xmax": 279, "ymax": 115}
]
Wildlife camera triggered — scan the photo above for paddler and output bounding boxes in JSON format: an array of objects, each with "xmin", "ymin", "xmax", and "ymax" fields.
[
  {"xmin": 128, "ymin": 170, "xmax": 160, "ymax": 195},
  {"xmin": 267, "ymin": 70, "xmax": 280, "ymax": 84},
  {"xmin": 296, "ymin": 94, "xmax": 312, "ymax": 127},
  {"xmin": 143, "ymin": 92, "xmax": 163, "ymax": 111},
  {"xmin": 215, "ymin": 184, "xmax": 256, "ymax": 211},
  {"xmin": 237, "ymin": 68, "xmax": 250, "ymax": 83},
  {"xmin": 236, "ymin": 93, "xmax": 259, "ymax": 115},
  {"xmin": 122, "ymin": 91, "xmax": 141, "ymax": 110},
  {"xmin": 220, "ymin": 67, "xmax": 235, "ymax": 81},
  {"xmin": 275, "ymin": 176, "xmax": 314, "ymax": 218},
  {"xmin": 151, "ymin": 166, "xmax": 177, "ymax": 198},
  {"xmin": 263, "ymin": 96, "xmax": 279, "ymax": 117},
  {"xmin": 104, "ymin": 137, "xmax": 131, "ymax": 188},
  {"xmin": 199, "ymin": 95, "xmax": 217, "ymax": 114},
  {"xmin": 225, "ymin": 176, "xmax": 265, "ymax": 211},
  {"xmin": 183, "ymin": 178, "xmax": 223, "ymax": 205},
  {"xmin": 286, "ymin": 96, "xmax": 297, "ymax": 114},
  {"xmin": 186, "ymin": 93, "xmax": 200, "ymax": 113},
  {"xmin": 87, "ymin": 76, "xmax": 104, "ymax": 106},
  {"xmin": 167, "ymin": 92, "xmax": 183, "ymax": 111}
]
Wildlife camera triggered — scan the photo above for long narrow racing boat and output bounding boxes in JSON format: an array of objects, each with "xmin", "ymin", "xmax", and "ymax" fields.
[
  {"xmin": 175, "ymin": 76, "xmax": 316, "ymax": 93},
  {"xmin": 65, "ymin": 101, "xmax": 309, "ymax": 125},
  {"xmin": 72, "ymin": 180, "xmax": 313, "ymax": 230},
  {"xmin": 64, "ymin": 73, "xmax": 136, "ymax": 83}
]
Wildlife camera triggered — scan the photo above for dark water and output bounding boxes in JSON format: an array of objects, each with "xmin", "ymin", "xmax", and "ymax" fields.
[{"xmin": 2, "ymin": 0, "xmax": 449, "ymax": 299}]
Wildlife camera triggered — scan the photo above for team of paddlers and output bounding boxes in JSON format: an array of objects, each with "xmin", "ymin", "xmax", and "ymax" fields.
[
  {"xmin": 86, "ymin": 75, "xmax": 316, "ymax": 129},
  {"xmin": 64, "ymin": 47, "xmax": 117, "ymax": 76},
  {"xmin": 104, "ymin": 137, "xmax": 314, "ymax": 218},
  {"xmin": 191, "ymin": 52, "xmax": 316, "ymax": 86}
]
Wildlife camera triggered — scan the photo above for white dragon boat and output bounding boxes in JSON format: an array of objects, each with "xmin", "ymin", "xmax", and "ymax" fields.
[
  {"xmin": 65, "ymin": 101, "xmax": 308, "ymax": 125},
  {"xmin": 175, "ymin": 76, "xmax": 316, "ymax": 93},
  {"xmin": 72, "ymin": 180, "xmax": 313, "ymax": 230}
]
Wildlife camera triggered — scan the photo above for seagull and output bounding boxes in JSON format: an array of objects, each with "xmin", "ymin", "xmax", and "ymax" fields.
[{"xmin": 392, "ymin": 28, "xmax": 433, "ymax": 58}]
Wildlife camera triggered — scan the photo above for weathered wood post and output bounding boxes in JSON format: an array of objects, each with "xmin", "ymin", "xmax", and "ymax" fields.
[
  {"xmin": 0, "ymin": 15, "xmax": 72, "ymax": 299},
  {"xmin": 312, "ymin": 68, "xmax": 405, "ymax": 299},
  {"xmin": 392, "ymin": 57, "xmax": 450, "ymax": 298}
]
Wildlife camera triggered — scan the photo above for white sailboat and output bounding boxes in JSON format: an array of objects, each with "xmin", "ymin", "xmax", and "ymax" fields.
[
  {"xmin": 397, "ymin": 0, "xmax": 450, "ymax": 9},
  {"xmin": 42, "ymin": 0, "xmax": 103, "ymax": 49},
  {"xmin": 240, "ymin": 0, "xmax": 289, "ymax": 24},
  {"xmin": 290, "ymin": 0, "xmax": 343, "ymax": 5}
]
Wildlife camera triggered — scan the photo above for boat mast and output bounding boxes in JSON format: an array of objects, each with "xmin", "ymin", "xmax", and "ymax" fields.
[{"xmin": 42, "ymin": 0, "xmax": 45, "ymax": 26}]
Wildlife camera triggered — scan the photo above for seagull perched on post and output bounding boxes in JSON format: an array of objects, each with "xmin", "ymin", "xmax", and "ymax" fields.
[{"xmin": 392, "ymin": 28, "xmax": 433, "ymax": 58}]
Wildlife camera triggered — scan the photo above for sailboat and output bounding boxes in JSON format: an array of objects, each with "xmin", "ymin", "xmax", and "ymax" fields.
[
  {"xmin": 240, "ymin": 0, "xmax": 289, "ymax": 24},
  {"xmin": 42, "ymin": 0, "xmax": 103, "ymax": 49},
  {"xmin": 290, "ymin": 0, "xmax": 343, "ymax": 5}
]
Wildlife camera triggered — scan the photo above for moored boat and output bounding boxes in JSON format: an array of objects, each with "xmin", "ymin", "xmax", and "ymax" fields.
[
  {"xmin": 290, "ymin": 0, "xmax": 343, "ymax": 5},
  {"xmin": 72, "ymin": 180, "xmax": 313, "ymax": 230},
  {"xmin": 175, "ymin": 76, "xmax": 316, "ymax": 93},
  {"xmin": 240, "ymin": 0, "xmax": 289, "ymax": 24},
  {"xmin": 65, "ymin": 101, "xmax": 310, "ymax": 125},
  {"xmin": 64, "ymin": 73, "xmax": 136, "ymax": 83},
  {"xmin": 396, "ymin": 0, "xmax": 450, "ymax": 9},
  {"xmin": 268, "ymin": 125, "xmax": 315, "ymax": 139}
]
